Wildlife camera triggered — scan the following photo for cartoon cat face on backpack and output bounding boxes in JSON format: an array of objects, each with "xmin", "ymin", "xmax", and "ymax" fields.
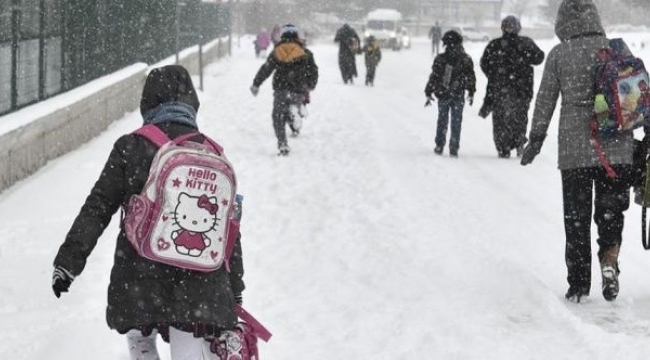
[{"xmin": 171, "ymin": 193, "xmax": 219, "ymax": 257}]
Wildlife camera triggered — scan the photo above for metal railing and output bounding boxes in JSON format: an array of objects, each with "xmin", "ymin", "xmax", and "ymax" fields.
[{"xmin": 0, "ymin": 0, "xmax": 230, "ymax": 116}]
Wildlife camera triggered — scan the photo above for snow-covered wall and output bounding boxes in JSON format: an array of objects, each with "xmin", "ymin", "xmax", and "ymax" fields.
[{"xmin": 0, "ymin": 38, "xmax": 230, "ymax": 193}]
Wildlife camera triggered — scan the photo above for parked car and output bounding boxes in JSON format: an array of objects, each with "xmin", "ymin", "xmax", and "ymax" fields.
[{"xmin": 449, "ymin": 26, "xmax": 490, "ymax": 42}]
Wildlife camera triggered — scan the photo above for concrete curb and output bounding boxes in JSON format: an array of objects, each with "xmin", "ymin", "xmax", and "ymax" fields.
[{"xmin": 0, "ymin": 38, "xmax": 230, "ymax": 193}]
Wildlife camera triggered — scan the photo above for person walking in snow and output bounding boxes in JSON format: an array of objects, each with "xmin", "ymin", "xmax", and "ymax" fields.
[
  {"xmin": 520, "ymin": 0, "xmax": 634, "ymax": 303},
  {"xmin": 254, "ymin": 28, "xmax": 271, "ymax": 58},
  {"xmin": 334, "ymin": 23, "xmax": 361, "ymax": 84},
  {"xmin": 428, "ymin": 22, "xmax": 442, "ymax": 55},
  {"xmin": 480, "ymin": 15, "xmax": 545, "ymax": 159},
  {"xmin": 424, "ymin": 30, "xmax": 476, "ymax": 157},
  {"xmin": 51, "ymin": 65, "xmax": 245, "ymax": 359},
  {"xmin": 362, "ymin": 35, "xmax": 382, "ymax": 86},
  {"xmin": 250, "ymin": 24, "xmax": 319, "ymax": 156}
]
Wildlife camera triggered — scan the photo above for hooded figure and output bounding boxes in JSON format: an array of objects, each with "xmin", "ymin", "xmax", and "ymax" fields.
[
  {"xmin": 334, "ymin": 23, "xmax": 361, "ymax": 84},
  {"xmin": 521, "ymin": 0, "xmax": 634, "ymax": 303},
  {"xmin": 479, "ymin": 15, "xmax": 545, "ymax": 158},
  {"xmin": 52, "ymin": 65, "xmax": 245, "ymax": 358},
  {"xmin": 424, "ymin": 30, "xmax": 476, "ymax": 157}
]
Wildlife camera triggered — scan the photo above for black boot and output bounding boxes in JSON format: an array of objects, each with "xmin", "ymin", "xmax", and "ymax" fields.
[{"xmin": 600, "ymin": 244, "xmax": 620, "ymax": 301}]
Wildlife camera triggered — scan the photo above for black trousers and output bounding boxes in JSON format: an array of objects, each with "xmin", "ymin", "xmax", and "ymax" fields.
[
  {"xmin": 365, "ymin": 64, "xmax": 377, "ymax": 84},
  {"xmin": 272, "ymin": 91, "xmax": 305, "ymax": 147},
  {"xmin": 561, "ymin": 165, "xmax": 631, "ymax": 292},
  {"xmin": 492, "ymin": 96, "xmax": 531, "ymax": 153}
]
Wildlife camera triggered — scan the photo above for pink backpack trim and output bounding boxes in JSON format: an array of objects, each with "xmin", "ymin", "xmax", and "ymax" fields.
[
  {"xmin": 209, "ymin": 305, "xmax": 272, "ymax": 359},
  {"xmin": 236, "ymin": 304, "xmax": 272, "ymax": 342},
  {"xmin": 589, "ymin": 119, "xmax": 618, "ymax": 178},
  {"xmin": 135, "ymin": 124, "xmax": 224, "ymax": 154},
  {"xmin": 124, "ymin": 125, "xmax": 238, "ymax": 272}
]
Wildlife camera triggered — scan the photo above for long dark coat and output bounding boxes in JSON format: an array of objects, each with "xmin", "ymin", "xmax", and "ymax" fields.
[
  {"xmin": 54, "ymin": 121, "xmax": 245, "ymax": 336},
  {"xmin": 334, "ymin": 25, "xmax": 360, "ymax": 82},
  {"xmin": 54, "ymin": 66, "xmax": 244, "ymax": 338},
  {"xmin": 480, "ymin": 34, "xmax": 544, "ymax": 108}
]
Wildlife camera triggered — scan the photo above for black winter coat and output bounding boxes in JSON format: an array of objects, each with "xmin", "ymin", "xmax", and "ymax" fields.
[
  {"xmin": 54, "ymin": 121, "xmax": 245, "ymax": 336},
  {"xmin": 334, "ymin": 25, "xmax": 361, "ymax": 79},
  {"xmin": 480, "ymin": 33, "xmax": 545, "ymax": 100},
  {"xmin": 252, "ymin": 39, "xmax": 319, "ymax": 93},
  {"xmin": 363, "ymin": 43, "xmax": 382, "ymax": 68},
  {"xmin": 425, "ymin": 46, "xmax": 476, "ymax": 100}
]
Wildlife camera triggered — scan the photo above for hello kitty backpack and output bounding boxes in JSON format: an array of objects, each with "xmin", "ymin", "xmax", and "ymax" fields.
[{"xmin": 123, "ymin": 124, "xmax": 239, "ymax": 272}]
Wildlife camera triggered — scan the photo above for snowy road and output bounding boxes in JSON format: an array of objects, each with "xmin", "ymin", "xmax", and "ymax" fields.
[{"xmin": 2, "ymin": 33, "xmax": 650, "ymax": 359}]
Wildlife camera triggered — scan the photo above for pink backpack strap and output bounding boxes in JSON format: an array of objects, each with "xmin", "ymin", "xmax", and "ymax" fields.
[
  {"xmin": 174, "ymin": 132, "xmax": 224, "ymax": 155},
  {"xmin": 134, "ymin": 124, "xmax": 171, "ymax": 147},
  {"xmin": 236, "ymin": 304, "xmax": 272, "ymax": 342},
  {"xmin": 589, "ymin": 117, "xmax": 618, "ymax": 179},
  {"xmin": 223, "ymin": 219, "xmax": 241, "ymax": 273},
  {"xmin": 134, "ymin": 125, "xmax": 224, "ymax": 154}
]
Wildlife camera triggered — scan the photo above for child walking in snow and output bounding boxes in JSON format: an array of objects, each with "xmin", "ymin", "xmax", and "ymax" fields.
[
  {"xmin": 362, "ymin": 35, "xmax": 382, "ymax": 86},
  {"xmin": 250, "ymin": 24, "xmax": 319, "ymax": 156},
  {"xmin": 51, "ymin": 65, "xmax": 245, "ymax": 359},
  {"xmin": 424, "ymin": 30, "xmax": 476, "ymax": 157}
]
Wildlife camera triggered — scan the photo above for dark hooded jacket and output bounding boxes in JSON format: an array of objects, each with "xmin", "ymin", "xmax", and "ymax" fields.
[
  {"xmin": 528, "ymin": 0, "xmax": 634, "ymax": 170},
  {"xmin": 252, "ymin": 38, "xmax": 319, "ymax": 93},
  {"xmin": 53, "ymin": 65, "xmax": 244, "ymax": 337},
  {"xmin": 424, "ymin": 43, "xmax": 476, "ymax": 100},
  {"xmin": 480, "ymin": 32, "xmax": 545, "ymax": 100},
  {"xmin": 334, "ymin": 24, "xmax": 361, "ymax": 79}
]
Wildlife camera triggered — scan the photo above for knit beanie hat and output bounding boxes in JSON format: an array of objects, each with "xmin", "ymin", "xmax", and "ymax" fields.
[{"xmin": 501, "ymin": 15, "xmax": 521, "ymax": 35}]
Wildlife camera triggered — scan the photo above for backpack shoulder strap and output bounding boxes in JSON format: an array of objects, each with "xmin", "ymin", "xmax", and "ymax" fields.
[
  {"xmin": 134, "ymin": 125, "xmax": 224, "ymax": 155},
  {"xmin": 235, "ymin": 305, "xmax": 272, "ymax": 342},
  {"xmin": 134, "ymin": 124, "xmax": 171, "ymax": 148}
]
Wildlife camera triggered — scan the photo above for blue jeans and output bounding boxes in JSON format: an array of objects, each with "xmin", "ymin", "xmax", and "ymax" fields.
[{"xmin": 435, "ymin": 96, "xmax": 465, "ymax": 152}]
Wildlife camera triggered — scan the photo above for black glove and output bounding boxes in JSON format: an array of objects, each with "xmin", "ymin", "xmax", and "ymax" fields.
[
  {"xmin": 520, "ymin": 134, "xmax": 547, "ymax": 166},
  {"xmin": 234, "ymin": 292, "xmax": 243, "ymax": 305},
  {"xmin": 467, "ymin": 93, "xmax": 474, "ymax": 106},
  {"xmin": 424, "ymin": 95, "xmax": 435, "ymax": 107},
  {"xmin": 52, "ymin": 265, "xmax": 75, "ymax": 298}
]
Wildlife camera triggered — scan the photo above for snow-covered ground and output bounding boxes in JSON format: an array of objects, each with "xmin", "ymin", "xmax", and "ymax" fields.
[{"xmin": 2, "ymin": 31, "xmax": 650, "ymax": 359}]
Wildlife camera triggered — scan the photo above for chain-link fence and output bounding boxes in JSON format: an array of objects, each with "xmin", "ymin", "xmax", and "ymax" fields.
[{"xmin": 0, "ymin": 0, "xmax": 230, "ymax": 116}]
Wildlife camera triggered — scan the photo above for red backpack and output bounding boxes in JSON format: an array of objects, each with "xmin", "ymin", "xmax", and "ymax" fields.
[{"xmin": 591, "ymin": 38, "xmax": 650, "ymax": 178}]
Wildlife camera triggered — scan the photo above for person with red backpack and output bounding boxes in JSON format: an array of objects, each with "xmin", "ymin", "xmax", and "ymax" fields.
[
  {"xmin": 520, "ymin": 0, "xmax": 636, "ymax": 303},
  {"xmin": 52, "ymin": 65, "xmax": 246, "ymax": 359}
]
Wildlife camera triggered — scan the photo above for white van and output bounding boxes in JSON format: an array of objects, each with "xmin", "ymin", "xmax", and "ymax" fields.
[{"xmin": 363, "ymin": 9, "xmax": 404, "ymax": 51}]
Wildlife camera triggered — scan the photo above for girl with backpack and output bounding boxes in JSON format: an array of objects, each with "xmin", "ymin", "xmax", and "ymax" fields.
[
  {"xmin": 51, "ymin": 65, "xmax": 245, "ymax": 359},
  {"xmin": 520, "ymin": 0, "xmax": 636, "ymax": 303}
]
